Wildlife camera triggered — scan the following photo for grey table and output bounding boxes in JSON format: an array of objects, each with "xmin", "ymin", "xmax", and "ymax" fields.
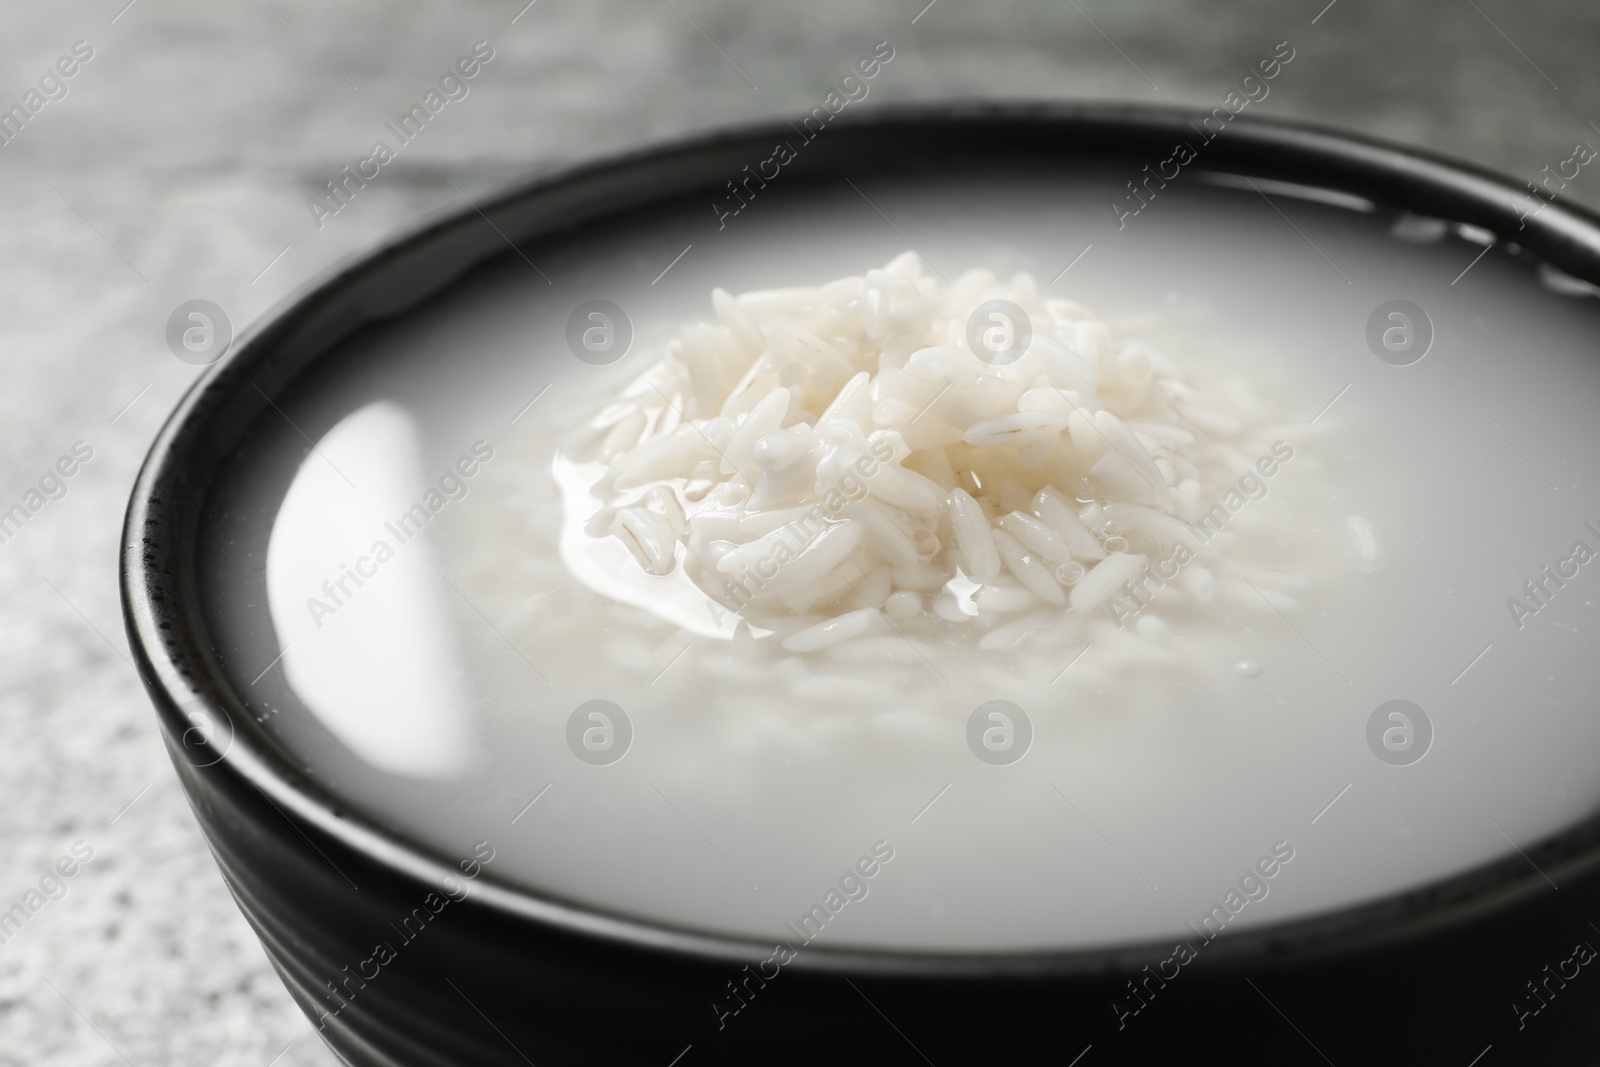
[{"xmin": 1, "ymin": 1, "xmax": 1595, "ymax": 1063}]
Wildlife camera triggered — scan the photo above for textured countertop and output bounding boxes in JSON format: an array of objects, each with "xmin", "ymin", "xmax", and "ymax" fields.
[{"xmin": 2, "ymin": 1, "xmax": 1597, "ymax": 1063}]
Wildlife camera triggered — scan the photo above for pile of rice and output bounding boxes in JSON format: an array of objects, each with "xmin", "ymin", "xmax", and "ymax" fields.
[{"xmin": 559, "ymin": 252, "xmax": 1309, "ymax": 664}]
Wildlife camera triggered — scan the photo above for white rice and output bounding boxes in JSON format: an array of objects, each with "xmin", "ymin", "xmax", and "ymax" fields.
[{"xmin": 550, "ymin": 252, "xmax": 1342, "ymax": 687}]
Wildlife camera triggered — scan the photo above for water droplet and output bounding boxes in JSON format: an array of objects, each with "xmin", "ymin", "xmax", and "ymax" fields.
[
  {"xmin": 1235, "ymin": 659, "xmax": 1262, "ymax": 678},
  {"xmin": 1054, "ymin": 560, "xmax": 1086, "ymax": 585}
]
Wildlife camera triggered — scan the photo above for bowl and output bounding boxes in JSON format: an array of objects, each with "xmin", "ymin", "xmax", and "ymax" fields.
[{"xmin": 122, "ymin": 102, "xmax": 1600, "ymax": 1065}]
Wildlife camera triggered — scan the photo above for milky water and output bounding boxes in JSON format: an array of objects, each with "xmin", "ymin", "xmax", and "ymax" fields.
[{"xmin": 200, "ymin": 164, "xmax": 1600, "ymax": 952}]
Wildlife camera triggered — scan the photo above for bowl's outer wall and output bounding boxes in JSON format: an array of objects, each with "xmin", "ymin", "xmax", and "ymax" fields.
[{"xmin": 125, "ymin": 103, "xmax": 1600, "ymax": 1065}]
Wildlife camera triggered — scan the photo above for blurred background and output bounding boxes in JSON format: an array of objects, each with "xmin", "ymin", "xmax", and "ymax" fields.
[{"xmin": 0, "ymin": 1, "xmax": 1596, "ymax": 1063}]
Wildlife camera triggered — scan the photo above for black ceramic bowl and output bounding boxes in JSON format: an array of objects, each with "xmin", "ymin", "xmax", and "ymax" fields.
[{"xmin": 123, "ymin": 103, "xmax": 1600, "ymax": 1066}]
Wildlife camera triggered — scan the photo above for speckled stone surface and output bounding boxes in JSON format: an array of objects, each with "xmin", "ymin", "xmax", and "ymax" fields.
[{"xmin": 1, "ymin": 1, "xmax": 1596, "ymax": 1063}]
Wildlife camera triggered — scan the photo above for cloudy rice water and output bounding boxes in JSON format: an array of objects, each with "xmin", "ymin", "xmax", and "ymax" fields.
[
  {"xmin": 211, "ymin": 169, "xmax": 1600, "ymax": 952},
  {"xmin": 450, "ymin": 250, "xmax": 1353, "ymax": 950}
]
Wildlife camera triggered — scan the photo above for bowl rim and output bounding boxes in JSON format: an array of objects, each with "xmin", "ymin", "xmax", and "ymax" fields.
[{"xmin": 121, "ymin": 99, "xmax": 1600, "ymax": 979}]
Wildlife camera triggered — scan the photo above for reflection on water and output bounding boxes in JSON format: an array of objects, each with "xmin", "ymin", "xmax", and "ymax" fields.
[{"xmin": 265, "ymin": 400, "xmax": 479, "ymax": 778}]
